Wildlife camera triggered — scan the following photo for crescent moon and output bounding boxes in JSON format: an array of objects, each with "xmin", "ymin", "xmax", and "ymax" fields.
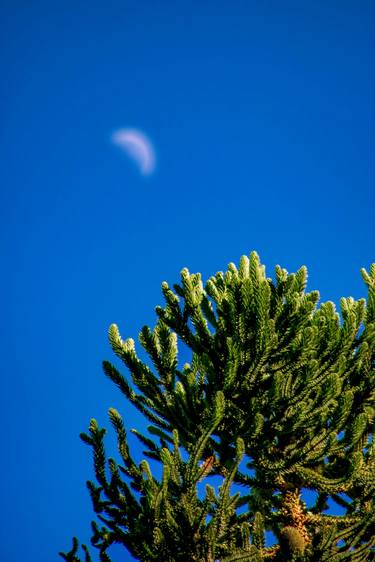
[{"xmin": 111, "ymin": 128, "xmax": 156, "ymax": 176}]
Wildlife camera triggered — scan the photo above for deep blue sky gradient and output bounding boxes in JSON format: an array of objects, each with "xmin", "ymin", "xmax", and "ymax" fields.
[{"xmin": 1, "ymin": 2, "xmax": 374, "ymax": 561}]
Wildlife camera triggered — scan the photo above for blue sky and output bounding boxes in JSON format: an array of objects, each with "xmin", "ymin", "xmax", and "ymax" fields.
[{"xmin": 1, "ymin": 1, "xmax": 374, "ymax": 561}]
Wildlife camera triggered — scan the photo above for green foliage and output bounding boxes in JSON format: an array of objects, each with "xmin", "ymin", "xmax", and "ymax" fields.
[{"xmin": 61, "ymin": 252, "xmax": 375, "ymax": 561}]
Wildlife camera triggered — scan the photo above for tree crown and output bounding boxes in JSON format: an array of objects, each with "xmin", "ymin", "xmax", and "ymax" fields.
[{"xmin": 61, "ymin": 252, "xmax": 375, "ymax": 562}]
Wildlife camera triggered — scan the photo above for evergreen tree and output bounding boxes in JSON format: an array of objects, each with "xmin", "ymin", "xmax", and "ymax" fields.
[{"xmin": 60, "ymin": 252, "xmax": 375, "ymax": 562}]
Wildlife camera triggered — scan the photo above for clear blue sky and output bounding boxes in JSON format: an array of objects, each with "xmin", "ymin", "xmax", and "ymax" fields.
[{"xmin": 1, "ymin": 1, "xmax": 374, "ymax": 561}]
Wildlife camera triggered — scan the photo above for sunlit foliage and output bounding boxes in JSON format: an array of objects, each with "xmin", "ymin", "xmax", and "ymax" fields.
[{"xmin": 61, "ymin": 252, "xmax": 374, "ymax": 561}]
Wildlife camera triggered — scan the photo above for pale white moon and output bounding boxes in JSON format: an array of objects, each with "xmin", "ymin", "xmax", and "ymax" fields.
[{"xmin": 111, "ymin": 128, "xmax": 156, "ymax": 176}]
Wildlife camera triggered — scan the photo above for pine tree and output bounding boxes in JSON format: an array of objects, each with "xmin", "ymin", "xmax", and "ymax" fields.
[{"xmin": 60, "ymin": 252, "xmax": 375, "ymax": 562}]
